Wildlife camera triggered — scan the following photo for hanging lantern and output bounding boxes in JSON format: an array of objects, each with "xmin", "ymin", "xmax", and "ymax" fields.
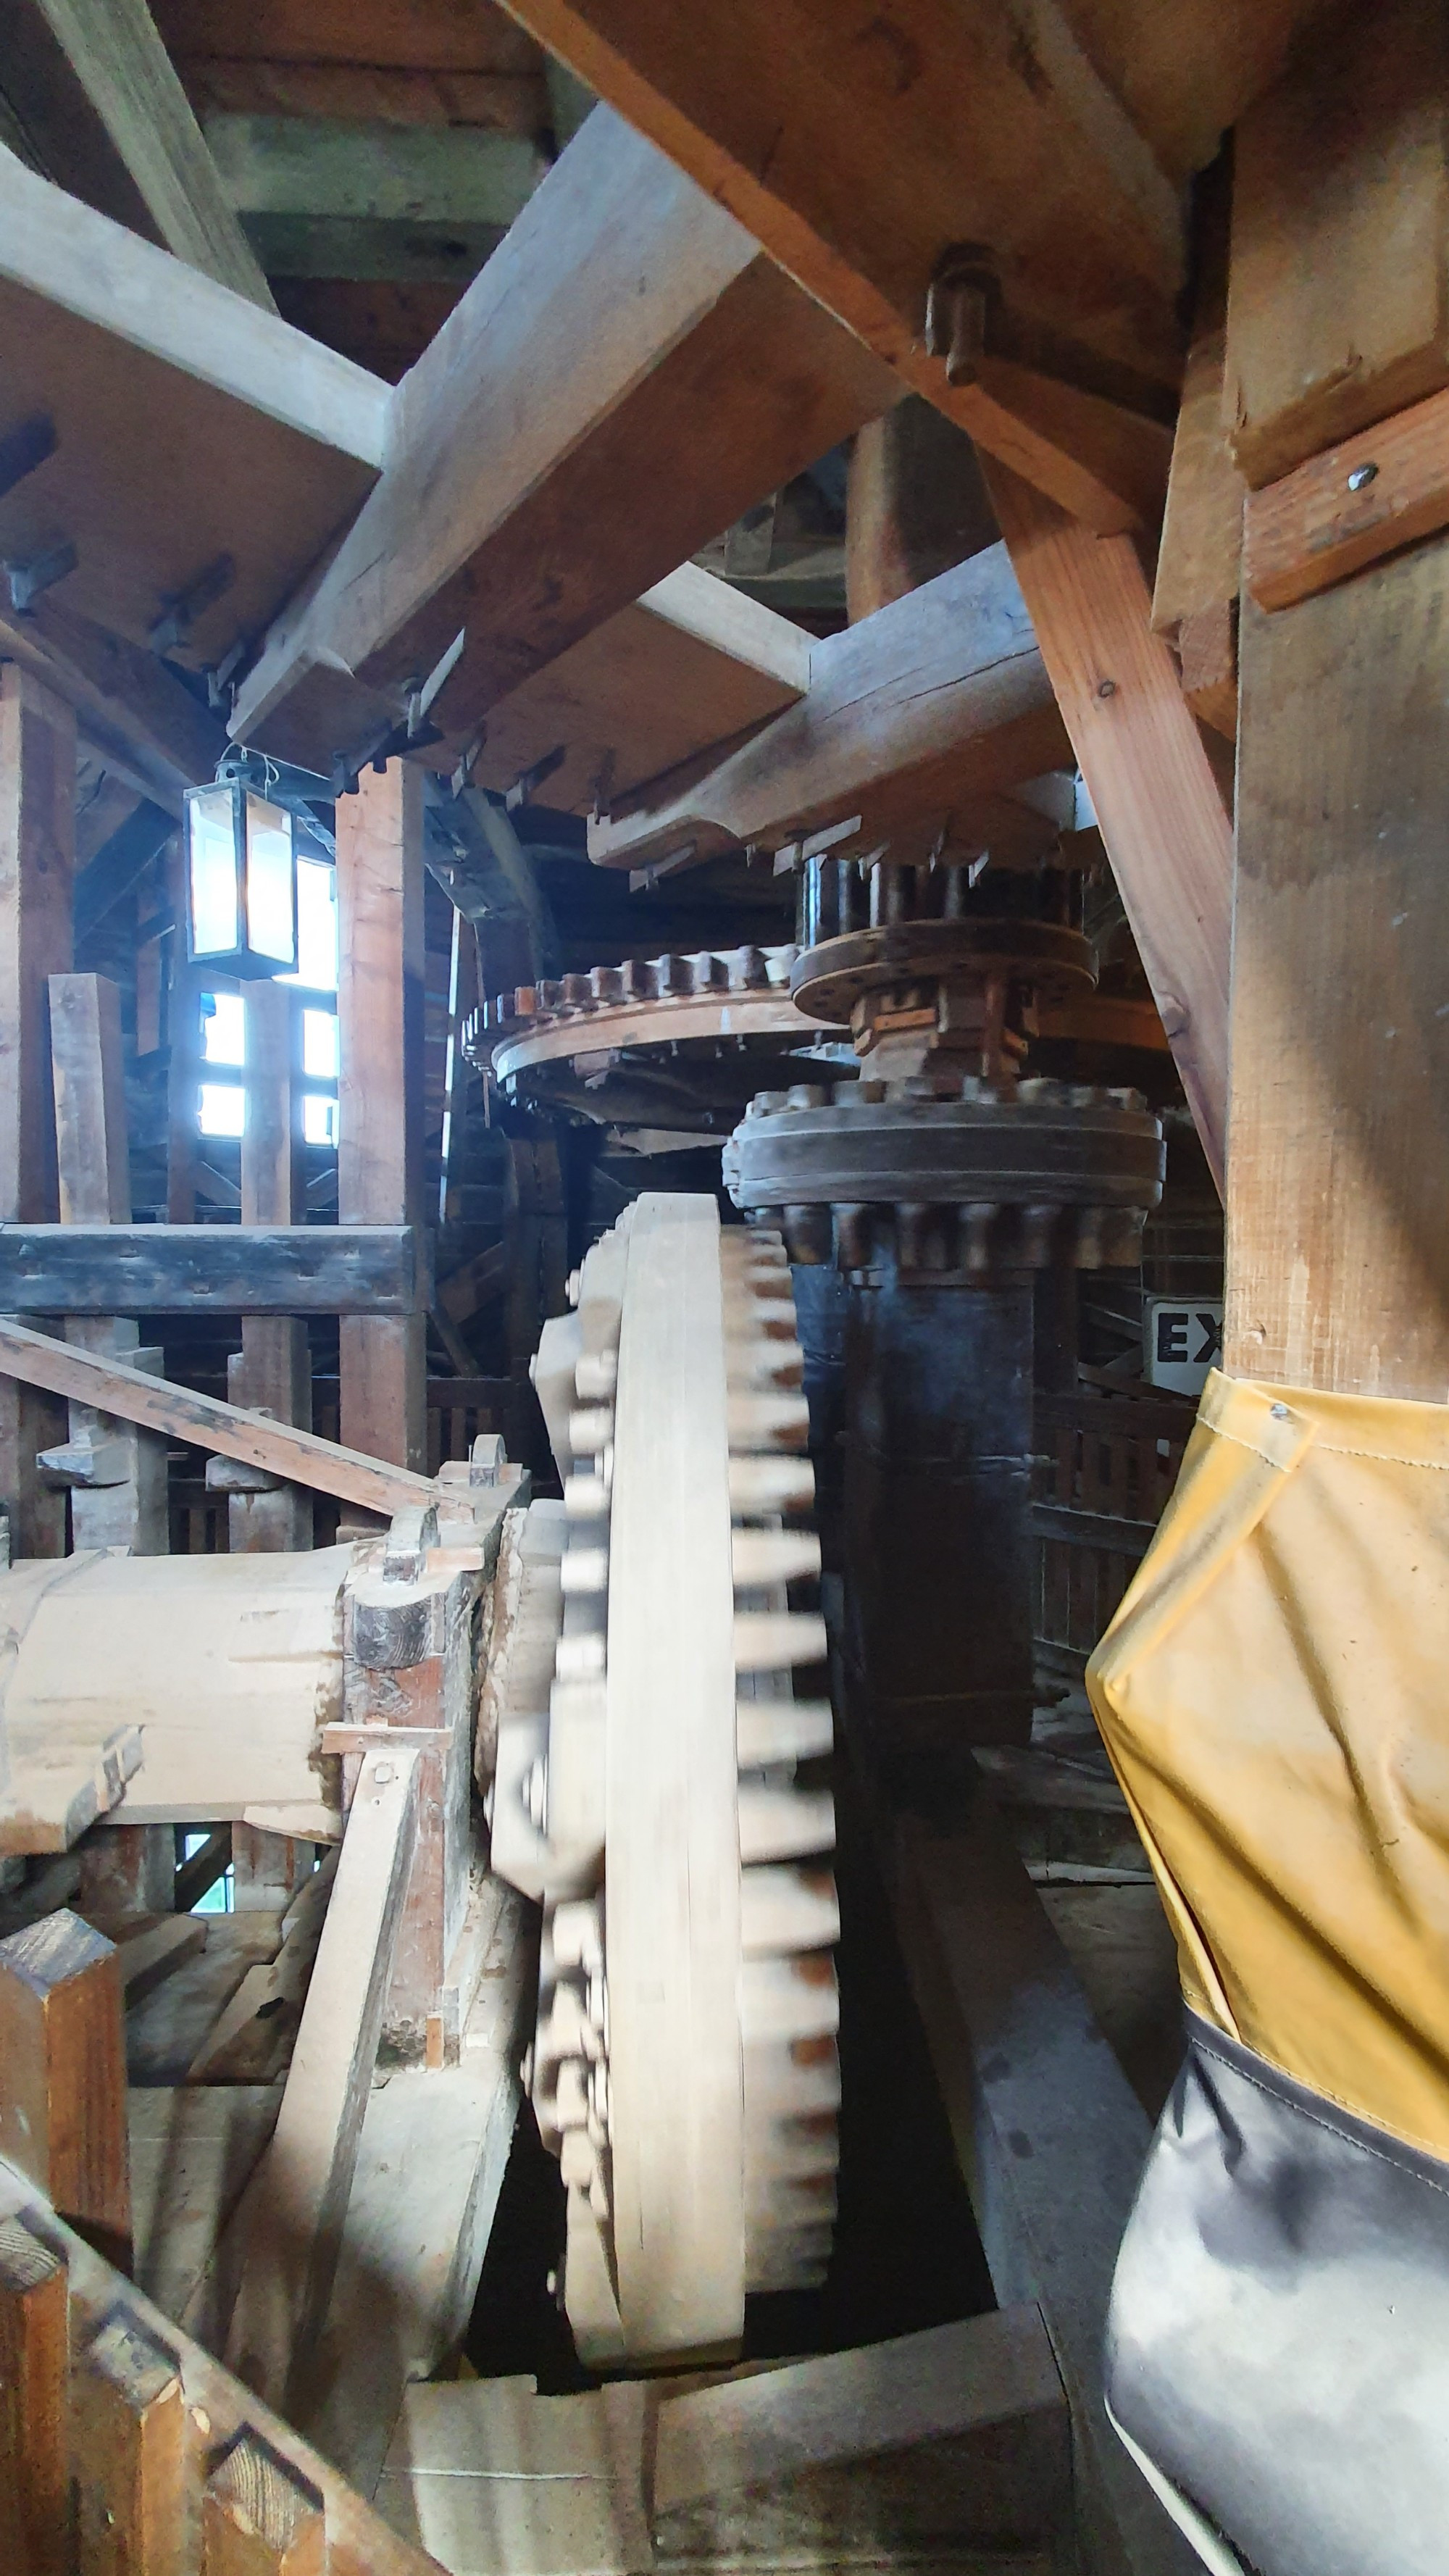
[{"xmin": 183, "ymin": 777, "xmax": 298, "ymax": 979}]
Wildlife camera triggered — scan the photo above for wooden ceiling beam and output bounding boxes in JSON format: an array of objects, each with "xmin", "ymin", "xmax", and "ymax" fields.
[
  {"xmin": 230, "ymin": 106, "xmax": 899, "ymax": 771},
  {"xmin": 0, "ymin": 0, "xmax": 274, "ymax": 307},
  {"xmin": 586, "ymin": 543, "xmax": 1073, "ymax": 873},
  {"xmin": 492, "ymin": 0, "xmax": 1183, "ymax": 530}
]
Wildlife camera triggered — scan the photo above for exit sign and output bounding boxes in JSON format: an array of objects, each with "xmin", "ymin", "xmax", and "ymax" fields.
[{"xmin": 1144, "ymin": 1299, "xmax": 1224, "ymax": 1395}]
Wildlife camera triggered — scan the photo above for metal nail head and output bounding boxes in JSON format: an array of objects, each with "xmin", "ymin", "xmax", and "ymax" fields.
[{"xmin": 1347, "ymin": 462, "xmax": 1378, "ymax": 492}]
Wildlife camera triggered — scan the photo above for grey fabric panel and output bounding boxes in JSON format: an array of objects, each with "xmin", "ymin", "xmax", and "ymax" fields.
[{"xmin": 1106, "ymin": 2014, "xmax": 1449, "ymax": 2576}]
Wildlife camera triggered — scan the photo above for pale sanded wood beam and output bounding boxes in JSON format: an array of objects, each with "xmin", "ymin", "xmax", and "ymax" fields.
[
  {"xmin": 982, "ymin": 462, "xmax": 1232, "ymax": 1191},
  {"xmin": 228, "ymin": 106, "xmax": 899, "ymax": 770},
  {"xmin": 587, "ymin": 543, "xmax": 1072, "ymax": 872},
  {"xmin": 493, "ymin": 0, "xmax": 1185, "ymax": 530},
  {"xmin": 0, "ymin": 0, "xmax": 275, "ymax": 308}
]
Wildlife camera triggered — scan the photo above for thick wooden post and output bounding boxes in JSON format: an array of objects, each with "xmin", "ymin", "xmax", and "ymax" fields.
[
  {"xmin": 0, "ymin": 1908, "xmax": 130, "ymax": 2267},
  {"xmin": 47, "ymin": 971, "xmax": 170, "ymax": 1556},
  {"xmin": 335, "ymin": 761, "xmax": 426, "ymax": 1471},
  {"xmin": 0, "ymin": 2217, "xmax": 69, "ymax": 2576},
  {"xmin": 228, "ymin": 978, "xmax": 312, "ymax": 1553},
  {"xmin": 1222, "ymin": 1, "xmax": 1449, "ymax": 1400},
  {"xmin": 75, "ymin": 2309, "xmax": 188, "ymax": 2576},
  {"xmin": 0, "ymin": 663, "xmax": 72, "ymax": 1554}
]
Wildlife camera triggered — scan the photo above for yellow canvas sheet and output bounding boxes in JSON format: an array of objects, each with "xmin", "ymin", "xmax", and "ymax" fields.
[{"xmin": 1088, "ymin": 1370, "xmax": 1449, "ymax": 2158}]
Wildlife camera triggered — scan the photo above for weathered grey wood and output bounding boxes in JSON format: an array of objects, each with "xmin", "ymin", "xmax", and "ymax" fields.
[
  {"xmin": 231, "ymin": 978, "xmax": 312, "ymax": 1553},
  {"xmin": 229, "ymin": 106, "xmax": 895, "ymax": 765},
  {"xmin": 0, "ymin": 1317, "xmax": 440, "ymax": 1516},
  {"xmin": 0, "ymin": 663, "xmax": 70, "ymax": 1558},
  {"xmin": 0, "ymin": 1223, "xmax": 420, "ymax": 1313},
  {"xmin": 0, "ymin": 0, "xmax": 275, "ymax": 307},
  {"xmin": 337, "ymin": 762, "xmax": 427, "ymax": 1472},
  {"xmin": 588, "ymin": 543, "xmax": 1071, "ymax": 870}
]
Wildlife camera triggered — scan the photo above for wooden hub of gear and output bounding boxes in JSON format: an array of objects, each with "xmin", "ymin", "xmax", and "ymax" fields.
[{"xmin": 490, "ymin": 1193, "xmax": 839, "ymax": 2368}]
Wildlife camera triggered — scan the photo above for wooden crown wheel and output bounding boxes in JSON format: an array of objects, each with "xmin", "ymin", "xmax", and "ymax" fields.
[{"xmin": 521, "ymin": 1192, "xmax": 839, "ymax": 2369}]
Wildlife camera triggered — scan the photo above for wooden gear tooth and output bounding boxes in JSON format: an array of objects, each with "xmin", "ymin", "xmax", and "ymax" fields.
[
  {"xmin": 738, "ymin": 1780, "xmax": 836, "ymax": 1862},
  {"xmin": 737, "ymin": 1699, "xmax": 833, "ymax": 1768},
  {"xmin": 740, "ymin": 1863, "xmax": 840, "ymax": 1954},
  {"xmin": 729, "ymin": 1454, "xmax": 816, "ymax": 1517},
  {"xmin": 726, "ymin": 1337, "xmax": 806, "ymax": 1391},
  {"xmin": 731, "ymin": 1529, "xmax": 822, "ymax": 1589},
  {"xmin": 727, "ymin": 1389, "xmax": 811, "ymax": 1449},
  {"xmin": 739, "ymin": 1952, "xmax": 840, "ymax": 2046},
  {"xmin": 732, "ymin": 1609, "xmax": 828, "ymax": 1670}
]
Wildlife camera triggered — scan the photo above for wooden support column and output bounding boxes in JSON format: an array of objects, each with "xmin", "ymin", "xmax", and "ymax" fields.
[
  {"xmin": 0, "ymin": 1908, "xmax": 130, "ymax": 2267},
  {"xmin": 336, "ymin": 762, "xmax": 426, "ymax": 1472},
  {"xmin": 981, "ymin": 461, "xmax": 1233, "ymax": 1192},
  {"xmin": 74, "ymin": 2307, "xmax": 188, "ymax": 2576},
  {"xmin": 46, "ymin": 971, "xmax": 170, "ymax": 1555},
  {"xmin": 0, "ymin": 2217, "xmax": 68, "ymax": 2576},
  {"xmin": 1223, "ymin": 4, "xmax": 1449, "ymax": 1399},
  {"xmin": 0, "ymin": 663, "xmax": 72, "ymax": 1556},
  {"xmin": 225, "ymin": 978, "xmax": 312, "ymax": 1554}
]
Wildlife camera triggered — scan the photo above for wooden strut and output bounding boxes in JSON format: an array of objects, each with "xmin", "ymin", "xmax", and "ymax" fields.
[{"xmin": 0, "ymin": 1317, "xmax": 439, "ymax": 1517}]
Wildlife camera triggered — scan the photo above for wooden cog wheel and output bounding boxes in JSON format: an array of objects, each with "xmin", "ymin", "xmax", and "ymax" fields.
[{"xmin": 527, "ymin": 1192, "xmax": 839, "ymax": 2369}]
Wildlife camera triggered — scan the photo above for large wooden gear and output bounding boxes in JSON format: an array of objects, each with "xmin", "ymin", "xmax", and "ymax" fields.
[{"xmin": 490, "ymin": 1193, "xmax": 839, "ymax": 2368}]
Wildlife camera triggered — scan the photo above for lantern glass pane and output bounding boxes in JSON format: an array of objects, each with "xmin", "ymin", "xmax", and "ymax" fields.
[
  {"xmin": 188, "ymin": 787, "xmax": 240, "ymax": 957},
  {"xmin": 243, "ymin": 794, "xmax": 296, "ymax": 965}
]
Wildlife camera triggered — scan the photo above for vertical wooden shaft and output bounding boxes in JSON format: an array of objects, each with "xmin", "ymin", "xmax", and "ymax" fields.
[
  {"xmin": 335, "ymin": 761, "xmax": 425, "ymax": 1470},
  {"xmin": 233, "ymin": 979, "xmax": 312, "ymax": 1551},
  {"xmin": 0, "ymin": 1909, "xmax": 131, "ymax": 2268},
  {"xmin": 844, "ymin": 396, "xmax": 996, "ymax": 620},
  {"xmin": 981, "ymin": 459, "xmax": 1233, "ymax": 1191},
  {"xmin": 49, "ymin": 970, "xmax": 170, "ymax": 1556},
  {"xmin": 0, "ymin": 2217, "xmax": 69, "ymax": 2576},
  {"xmin": 75, "ymin": 2309, "xmax": 188, "ymax": 2576},
  {"xmin": 0, "ymin": 664, "xmax": 73, "ymax": 1554}
]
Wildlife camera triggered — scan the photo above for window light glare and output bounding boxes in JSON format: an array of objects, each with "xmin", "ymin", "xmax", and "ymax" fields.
[
  {"xmin": 201, "ymin": 992, "xmax": 246, "ymax": 1067},
  {"xmin": 302, "ymin": 1008, "xmax": 338, "ymax": 1079},
  {"xmin": 303, "ymin": 1093, "xmax": 338, "ymax": 1146},
  {"xmin": 199, "ymin": 1083, "xmax": 246, "ymax": 1139}
]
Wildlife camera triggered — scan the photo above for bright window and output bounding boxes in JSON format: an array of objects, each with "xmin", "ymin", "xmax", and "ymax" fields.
[
  {"xmin": 201, "ymin": 991, "xmax": 246, "ymax": 1067},
  {"xmin": 302, "ymin": 1008, "xmax": 338, "ymax": 1078},
  {"xmin": 303, "ymin": 1095, "xmax": 338, "ymax": 1146},
  {"xmin": 198, "ymin": 1083, "xmax": 246, "ymax": 1138}
]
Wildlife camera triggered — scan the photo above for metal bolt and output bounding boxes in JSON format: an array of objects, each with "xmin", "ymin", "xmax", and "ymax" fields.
[
  {"xmin": 1096, "ymin": 678, "xmax": 1118, "ymax": 700},
  {"xmin": 1270, "ymin": 1403, "xmax": 1290, "ymax": 1420},
  {"xmin": 1347, "ymin": 462, "xmax": 1377, "ymax": 492}
]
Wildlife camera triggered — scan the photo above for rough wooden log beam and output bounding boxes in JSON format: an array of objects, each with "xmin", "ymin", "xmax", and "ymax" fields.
[
  {"xmin": 0, "ymin": 1318, "xmax": 441, "ymax": 1517},
  {"xmin": 492, "ymin": 0, "xmax": 1187, "ymax": 530},
  {"xmin": 588, "ymin": 543, "xmax": 1072, "ymax": 871},
  {"xmin": 230, "ymin": 105, "xmax": 898, "ymax": 767},
  {"xmin": 0, "ymin": 0, "xmax": 275, "ymax": 307},
  {"xmin": 981, "ymin": 462, "xmax": 1232, "ymax": 1191},
  {"xmin": 0, "ymin": 1222, "xmax": 420, "ymax": 1314}
]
